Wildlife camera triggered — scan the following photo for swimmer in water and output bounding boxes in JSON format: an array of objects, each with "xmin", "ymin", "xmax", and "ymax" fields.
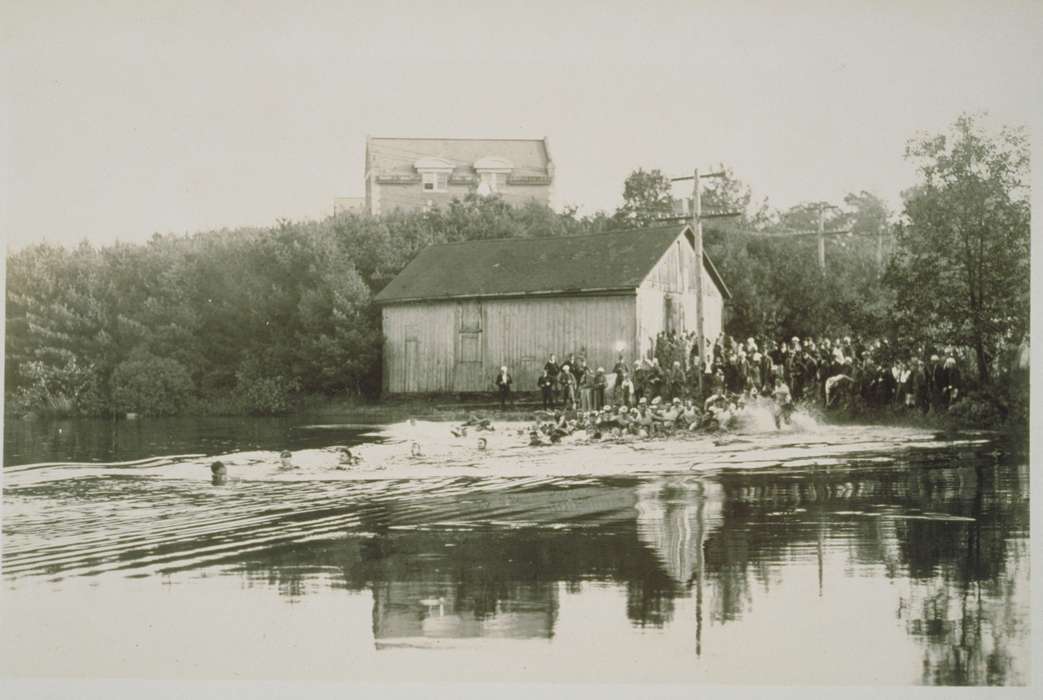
[
  {"xmin": 278, "ymin": 450, "xmax": 298, "ymax": 470},
  {"xmin": 210, "ymin": 461, "xmax": 228, "ymax": 486},
  {"xmin": 477, "ymin": 437, "xmax": 487, "ymax": 451},
  {"xmin": 410, "ymin": 441, "xmax": 422, "ymax": 458},
  {"xmin": 336, "ymin": 447, "xmax": 361, "ymax": 469}
]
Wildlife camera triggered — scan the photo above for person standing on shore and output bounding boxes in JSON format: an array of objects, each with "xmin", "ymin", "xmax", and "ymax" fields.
[
  {"xmin": 593, "ymin": 367, "xmax": 607, "ymax": 411},
  {"xmin": 494, "ymin": 365, "xmax": 513, "ymax": 410},
  {"xmin": 559, "ymin": 363, "xmax": 577, "ymax": 410},
  {"xmin": 633, "ymin": 360, "xmax": 646, "ymax": 405},
  {"xmin": 544, "ymin": 354, "xmax": 561, "ymax": 407},
  {"xmin": 666, "ymin": 360, "xmax": 686, "ymax": 401},
  {"xmin": 618, "ymin": 369, "xmax": 635, "ymax": 407},
  {"xmin": 647, "ymin": 358, "xmax": 664, "ymax": 400},
  {"xmin": 538, "ymin": 368, "xmax": 554, "ymax": 409},
  {"xmin": 613, "ymin": 354, "xmax": 627, "ymax": 403},
  {"xmin": 576, "ymin": 358, "xmax": 592, "ymax": 411}
]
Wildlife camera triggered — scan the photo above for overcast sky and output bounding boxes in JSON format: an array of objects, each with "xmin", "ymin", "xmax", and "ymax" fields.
[{"xmin": 2, "ymin": 0, "xmax": 1040, "ymax": 250}]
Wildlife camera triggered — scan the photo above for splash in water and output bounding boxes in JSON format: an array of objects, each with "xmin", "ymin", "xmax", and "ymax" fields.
[{"xmin": 729, "ymin": 396, "xmax": 820, "ymax": 434}]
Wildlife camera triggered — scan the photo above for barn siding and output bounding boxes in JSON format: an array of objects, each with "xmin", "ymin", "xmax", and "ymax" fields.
[
  {"xmin": 383, "ymin": 294, "xmax": 636, "ymax": 393},
  {"xmin": 635, "ymin": 231, "xmax": 724, "ymax": 360},
  {"xmin": 382, "ymin": 303, "xmax": 457, "ymax": 393}
]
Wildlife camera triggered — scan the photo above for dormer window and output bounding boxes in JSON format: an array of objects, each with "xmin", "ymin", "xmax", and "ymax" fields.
[
  {"xmin": 414, "ymin": 157, "xmax": 454, "ymax": 194},
  {"xmin": 422, "ymin": 171, "xmax": 448, "ymax": 192},
  {"xmin": 479, "ymin": 171, "xmax": 506, "ymax": 192},
  {"xmin": 474, "ymin": 157, "xmax": 513, "ymax": 195}
]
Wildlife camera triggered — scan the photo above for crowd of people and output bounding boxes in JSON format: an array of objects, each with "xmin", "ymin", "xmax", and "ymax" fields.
[{"xmin": 518, "ymin": 331, "xmax": 968, "ymax": 417}]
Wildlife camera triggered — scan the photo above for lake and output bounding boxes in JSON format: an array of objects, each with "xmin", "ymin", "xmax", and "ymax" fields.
[{"xmin": 0, "ymin": 413, "xmax": 1030, "ymax": 685}]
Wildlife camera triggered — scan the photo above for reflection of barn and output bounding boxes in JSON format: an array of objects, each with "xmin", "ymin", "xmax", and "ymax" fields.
[
  {"xmin": 374, "ymin": 224, "xmax": 730, "ymax": 394},
  {"xmin": 369, "ymin": 484, "xmax": 640, "ymax": 647},
  {"xmin": 373, "ymin": 581, "xmax": 556, "ymax": 646},
  {"xmin": 634, "ymin": 478, "xmax": 722, "ymax": 585}
]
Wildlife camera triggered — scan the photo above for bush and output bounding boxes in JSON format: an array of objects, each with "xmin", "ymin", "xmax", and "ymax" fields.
[
  {"xmin": 110, "ymin": 354, "xmax": 194, "ymax": 416},
  {"xmin": 947, "ymin": 391, "xmax": 1003, "ymax": 429},
  {"xmin": 233, "ymin": 359, "xmax": 300, "ymax": 415},
  {"xmin": 14, "ymin": 357, "xmax": 97, "ymax": 417}
]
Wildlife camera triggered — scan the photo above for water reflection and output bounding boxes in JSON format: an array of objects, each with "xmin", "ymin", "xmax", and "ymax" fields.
[
  {"xmin": 2, "ymin": 436, "xmax": 1029, "ymax": 684},
  {"xmin": 219, "ymin": 456, "xmax": 1027, "ymax": 683}
]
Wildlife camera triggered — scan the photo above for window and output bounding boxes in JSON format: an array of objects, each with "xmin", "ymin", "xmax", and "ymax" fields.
[
  {"xmin": 479, "ymin": 171, "xmax": 506, "ymax": 192},
  {"xmin": 459, "ymin": 301, "xmax": 481, "ymax": 331},
  {"xmin": 422, "ymin": 171, "xmax": 448, "ymax": 192}
]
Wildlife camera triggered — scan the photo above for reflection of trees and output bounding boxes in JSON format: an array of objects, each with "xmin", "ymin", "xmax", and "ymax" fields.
[
  {"xmin": 227, "ymin": 452, "xmax": 1028, "ymax": 681},
  {"xmin": 704, "ymin": 456, "xmax": 1029, "ymax": 686},
  {"xmin": 894, "ymin": 461, "xmax": 1030, "ymax": 686},
  {"xmin": 231, "ymin": 482, "xmax": 684, "ymax": 637}
]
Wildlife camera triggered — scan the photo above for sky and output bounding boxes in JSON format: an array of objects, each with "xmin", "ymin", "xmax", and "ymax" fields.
[{"xmin": 2, "ymin": 0, "xmax": 1040, "ymax": 250}]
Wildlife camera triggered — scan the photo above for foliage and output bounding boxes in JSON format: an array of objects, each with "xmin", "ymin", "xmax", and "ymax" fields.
[
  {"xmin": 700, "ymin": 171, "xmax": 896, "ymax": 340},
  {"xmin": 613, "ymin": 169, "xmax": 675, "ymax": 227},
  {"xmin": 232, "ymin": 357, "xmax": 301, "ymax": 416},
  {"xmin": 947, "ymin": 391, "xmax": 1004, "ymax": 429},
  {"xmin": 5, "ymin": 196, "xmax": 610, "ymax": 416},
  {"xmin": 5, "ymin": 118, "xmax": 1028, "ymax": 420},
  {"xmin": 110, "ymin": 352, "xmax": 195, "ymax": 416},
  {"xmin": 886, "ymin": 114, "xmax": 1030, "ymax": 384}
]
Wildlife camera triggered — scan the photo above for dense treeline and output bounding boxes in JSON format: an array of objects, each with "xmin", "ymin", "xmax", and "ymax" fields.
[
  {"xmin": 5, "ymin": 115, "xmax": 1028, "ymax": 418},
  {"xmin": 4, "ymin": 199, "xmax": 610, "ymax": 416},
  {"xmin": 0, "ymin": 191, "xmax": 896, "ymax": 417}
]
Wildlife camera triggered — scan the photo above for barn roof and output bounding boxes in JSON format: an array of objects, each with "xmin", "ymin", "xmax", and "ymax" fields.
[{"xmin": 374, "ymin": 224, "xmax": 731, "ymax": 304}]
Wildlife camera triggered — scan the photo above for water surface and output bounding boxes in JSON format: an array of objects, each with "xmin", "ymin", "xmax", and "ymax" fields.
[{"xmin": 1, "ymin": 416, "xmax": 1030, "ymax": 685}]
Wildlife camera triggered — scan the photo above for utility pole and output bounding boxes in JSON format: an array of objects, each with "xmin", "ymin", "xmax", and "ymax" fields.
[
  {"xmin": 692, "ymin": 168, "xmax": 705, "ymax": 398},
  {"xmin": 668, "ymin": 168, "xmax": 737, "ymax": 398}
]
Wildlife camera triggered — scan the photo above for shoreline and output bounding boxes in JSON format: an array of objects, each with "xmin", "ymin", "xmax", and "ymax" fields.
[{"xmin": 8, "ymin": 391, "xmax": 1027, "ymax": 447}]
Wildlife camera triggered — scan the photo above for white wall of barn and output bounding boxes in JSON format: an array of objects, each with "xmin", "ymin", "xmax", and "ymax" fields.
[
  {"xmin": 382, "ymin": 294, "xmax": 638, "ymax": 394},
  {"xmin": 635, "ymin": 233, "xmax": 724, "ymax": 361}
]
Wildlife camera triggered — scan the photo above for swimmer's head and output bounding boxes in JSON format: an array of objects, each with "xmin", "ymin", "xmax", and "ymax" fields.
[
  {"xmin": 279, "ymin": 450, "xmax": 292, "ymax": 467},
  {"xmin": 477, "ymin": 437, "xmax": 487, "ymax": 450},
  {"xmin": 210, "ymin": 461, "xmax": 227, "ymax": 476},
  {"xmin": 410, "ymin": 441, "xmax": 422, "ymax": 457}
]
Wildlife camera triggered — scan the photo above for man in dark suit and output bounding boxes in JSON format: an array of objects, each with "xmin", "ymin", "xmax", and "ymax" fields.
[
  {"xmin": 537, "ymin": 368, "xmax": 554, "ymax": 409},
  {"xmin": 495, "ymin": 366, "xmax": 513, "ymax": 409},
  {"xmin": 544, "ymin": 354, "xmax": 560, "ymax": 406}
]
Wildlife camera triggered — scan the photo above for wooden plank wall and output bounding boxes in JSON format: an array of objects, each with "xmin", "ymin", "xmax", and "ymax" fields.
[
  {"xmin": 635, "ymin": 233, "xmax": 724, "ymax": 360},
  {"xmin": 383, "ymin": 294, "xmax": 637, "ymax": 393}
]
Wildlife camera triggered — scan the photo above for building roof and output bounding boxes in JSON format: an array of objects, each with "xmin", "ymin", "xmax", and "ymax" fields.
[
  {"xmin": 366, "ymin": 137, "xmax": 553, "ymax": 179},
  {"xmin": 374, "ymin": 224, "xmax": 731, "ymax": 304}
]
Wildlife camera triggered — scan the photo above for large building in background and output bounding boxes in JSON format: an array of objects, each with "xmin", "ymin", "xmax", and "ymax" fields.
[
  {"xmin": 374, "ymin": 224, "xmax": 730, "ymax": 395},
  {"xmin": 364, "ymin": 137, "xmax": 555, "ymax": 215}
]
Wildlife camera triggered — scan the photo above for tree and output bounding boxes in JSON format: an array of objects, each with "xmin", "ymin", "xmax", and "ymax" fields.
[
  {"xmin": 614, "ymin": 169, "xmax": 675, "ymax": 226},
  {"xmin": 887, "ymin": 114, "xmax": 1030, "ymax": 384}
]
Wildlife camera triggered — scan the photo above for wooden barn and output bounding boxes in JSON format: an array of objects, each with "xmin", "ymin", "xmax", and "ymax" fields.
[{"xmin": 373, "ymin": 224, "xmax": 730, "ymax": 394}]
